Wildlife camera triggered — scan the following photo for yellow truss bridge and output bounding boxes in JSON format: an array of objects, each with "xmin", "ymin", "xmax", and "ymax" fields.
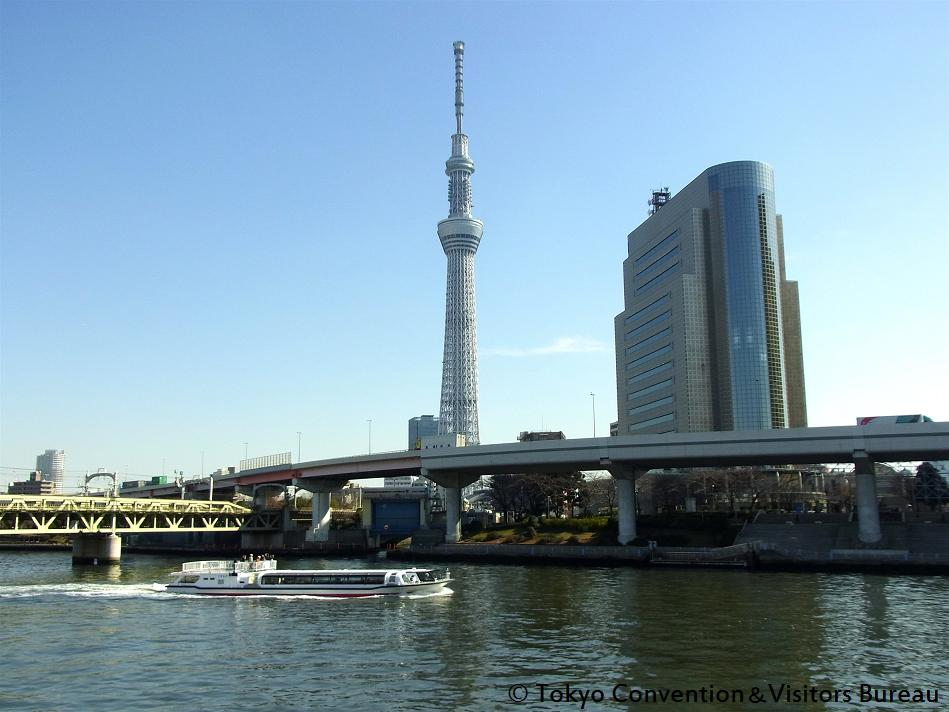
[{"xmin": 0, "ymin": 494, "xmax": 251, "ymax": 534}]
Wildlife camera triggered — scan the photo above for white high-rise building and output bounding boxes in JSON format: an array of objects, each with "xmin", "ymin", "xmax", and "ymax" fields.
[
  {"xmin": 437, "ymin": 41, "xmax": 483, "ymax": 446},
  {"xmin": 35, "ymin": 449, "xmax": 64, "ymax": 492}
]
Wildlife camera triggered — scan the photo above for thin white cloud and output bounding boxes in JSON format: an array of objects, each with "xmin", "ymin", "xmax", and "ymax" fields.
[{"xmin": 483, "ymin": 337, "xmax": 608, "ymax": 357}]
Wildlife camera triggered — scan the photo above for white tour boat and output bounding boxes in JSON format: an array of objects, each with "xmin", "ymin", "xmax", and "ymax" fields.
[{"xmin": 165, "ymin": 559, "xmax": 452, "ymax": 597}]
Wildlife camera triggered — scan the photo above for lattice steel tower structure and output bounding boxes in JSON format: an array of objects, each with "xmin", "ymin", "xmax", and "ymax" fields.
[{"xmin": 437, "ymin": 41, "xmax": 483, "ymax": 445}]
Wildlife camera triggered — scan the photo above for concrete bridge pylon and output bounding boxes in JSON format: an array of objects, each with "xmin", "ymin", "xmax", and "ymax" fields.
[
  {"xmin": 423, "ymin": 469, "xmax": 480, "ymax": 543},
  {"xmin": 293, "ymin": 478, "xmax": 348, "ymax": 543},
  {"xmin": 72, "ymin": 532, "xmax": 122, "ymax": 564}
]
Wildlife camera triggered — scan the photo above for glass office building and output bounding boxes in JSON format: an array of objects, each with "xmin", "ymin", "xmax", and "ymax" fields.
[
  {"xmin": 614, "ymin": 161, "xmax": 807, "ymax": 434},
  {"xmin": 408, "ymin": 415, "xmax": 440, "ymax": 450}
]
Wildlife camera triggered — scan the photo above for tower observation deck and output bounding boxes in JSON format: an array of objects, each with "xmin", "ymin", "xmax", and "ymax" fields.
[{"xmin": 437, "ymin": 41, "xmax": 483, "ymax": 445}]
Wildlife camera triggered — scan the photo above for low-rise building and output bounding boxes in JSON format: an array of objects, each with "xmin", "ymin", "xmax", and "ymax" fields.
[{"xmin": 9, "ymin": 471, "xmax": 57, "ymax": 495}]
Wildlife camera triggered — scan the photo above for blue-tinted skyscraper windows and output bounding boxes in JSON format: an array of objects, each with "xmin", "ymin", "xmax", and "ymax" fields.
[{"xmin": 615, "ymin": 161, "xmax": 804, "ymax": 435}]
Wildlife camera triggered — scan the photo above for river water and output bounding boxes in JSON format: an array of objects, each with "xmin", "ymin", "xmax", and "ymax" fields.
[{"xmin": 0, "ymin": 550, "xmax": 946, "ymax": 711}]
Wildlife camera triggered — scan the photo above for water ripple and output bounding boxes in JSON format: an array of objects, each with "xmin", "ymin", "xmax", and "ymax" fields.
[{"xmin": 0, "ymin": 553, "xmax": 946, "ymax": 711}]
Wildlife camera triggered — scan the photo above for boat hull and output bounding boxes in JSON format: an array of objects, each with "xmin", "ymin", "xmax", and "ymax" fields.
[
  {"xmin": 163, "ymin": 561, "xmax": 451, "ymax": 597},
  {"xmin": 165, "ymin": 580, "xmax": 451, "ymax": 597}
]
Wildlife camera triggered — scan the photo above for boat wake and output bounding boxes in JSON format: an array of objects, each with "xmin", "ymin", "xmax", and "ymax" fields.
[
  {"xmin": 0, "ymin": 582, "xmax": 454, "ymax": 602},
  {"xmin": 405, "ymin": 587, "xmax": 454, "ymax": 599},
  {"xmin": 0, "ymin": 582, "xmax": 179, "ymax": 600},
  {"xmin": 153, "ymin": 587, "xmax": 455, "ymax": 601}
]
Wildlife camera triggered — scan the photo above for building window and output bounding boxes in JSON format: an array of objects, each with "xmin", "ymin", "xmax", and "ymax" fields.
[
  {"xmin": 627, "ymin": 377, "xmax": 674, "ymax": 399},
  {"xmin": 624, "ymin": 294, "xmax": 671, "ymax": 326},
  {"xmin": 635, "ymin": 230, "xmax": 679, "ymax": 266},
  {"xmin": 626, "ymin": 344, "xmax": 673, "ymax": 370},
  {"xmin": 628, "ymin": 395, "xmax": 673, "ymax": 416},
  {"xmin": 635, "ymin": 245, "xmax": 681, "ymax": 280},
  {"xmin": 625, "ymin": 311, "xmax": 670, "ymax": 342},
  {"xmin": 624, "ymin": 328, "xmax": 671, "ymax": 360},
  {"xmin": 634, "ymin": 262, "xmax": 680, "ymax": 296},
  {"xmin": 627, "ymin": 360, "xmax": 673, "ymax": 384},
  {"xmin": 629, "ymin": 413, "xmax": 674, "ymax": 431}
]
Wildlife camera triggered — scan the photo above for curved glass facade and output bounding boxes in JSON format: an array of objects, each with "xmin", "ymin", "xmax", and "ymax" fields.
[
  {"xmin": 708, "ymin": 161, "xmax": 786, "ymax": 430},
  {"xmin": 615, "ymin": 160, "xmax": 802, "ymax": 435}
]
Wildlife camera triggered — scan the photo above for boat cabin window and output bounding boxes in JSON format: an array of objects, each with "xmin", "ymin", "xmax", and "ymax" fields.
[
  {"xmin": 178, "ymin": 575, "xmax": 199, "ymax": 584},
  {"xmin": 260, "ymin": 574, "xmax": 386, "ymax": 586}
]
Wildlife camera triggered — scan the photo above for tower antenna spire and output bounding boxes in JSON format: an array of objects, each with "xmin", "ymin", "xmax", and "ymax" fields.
[{"xmin": 453, "ymin": 41, "xmax": 464, "ymax": 134}]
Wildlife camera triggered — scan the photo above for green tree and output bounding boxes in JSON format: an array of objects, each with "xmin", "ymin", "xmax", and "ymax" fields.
[
  {"xmin": 914, "ymin": 462, "xmax": 949, "ymax": 511},
  {"xmin": 586, "ymin": 475, "xmax": 617, "ymax": 516},
  {"xmin": 487, "ymin": 472, "xmax": 586, "ymax": 519},
  {"xmin": 486, "ymin": 474, "xmax": 518, "ymax": 521}
]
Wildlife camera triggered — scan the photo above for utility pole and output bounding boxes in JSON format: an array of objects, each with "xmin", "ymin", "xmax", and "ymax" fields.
[{"xmin": 590, "ymin": 392, "xmax": 597, "ymax": 438}]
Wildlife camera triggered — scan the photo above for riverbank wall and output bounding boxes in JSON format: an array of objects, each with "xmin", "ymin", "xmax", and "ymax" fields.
[
  {"xmin": 391, "ymin": 542, "xmax": 949, "ymax": 573},
  {"xmin": 389, "ymin": 542, "xmax": 755, "ymax": 568}
]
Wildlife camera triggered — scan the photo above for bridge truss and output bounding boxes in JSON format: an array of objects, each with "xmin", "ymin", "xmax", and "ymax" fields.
[{"xmin": 0, "ymin": 495, "xmax": 251, "ymax": 534}]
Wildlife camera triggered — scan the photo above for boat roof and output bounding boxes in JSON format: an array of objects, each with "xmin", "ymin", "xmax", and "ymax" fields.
[{"xmin": 177, "ymin": 561, "xmax": 437, "ymax": 575}]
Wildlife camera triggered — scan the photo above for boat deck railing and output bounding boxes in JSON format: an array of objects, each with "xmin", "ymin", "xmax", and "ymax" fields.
[{"xmin": 181, "ymin": 559, "xmax": 278, "ymax": 573}]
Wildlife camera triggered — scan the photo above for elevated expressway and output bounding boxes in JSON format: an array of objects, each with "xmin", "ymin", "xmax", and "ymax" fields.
[
  {"xmin": 0, "ymin": 494, "xmax": 250, "ymax": 563},
  {"xmin": 123, "ymin": 423, "xmax": 949, "ymax": 547}
]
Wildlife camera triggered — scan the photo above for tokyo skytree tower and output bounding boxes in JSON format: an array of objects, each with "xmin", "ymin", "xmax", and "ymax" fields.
[{"xmin": 437, "ymin": 41, "xmax": 483, "ymax": 445}]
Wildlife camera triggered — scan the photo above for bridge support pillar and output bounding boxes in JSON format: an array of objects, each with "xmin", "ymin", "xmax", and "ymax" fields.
[
  {"xmin": 72, "ymin": 533, "xmax": 121, "ymax": 565},
  {"xmin": 424, "ymin": 470, "xmax": 480, "ymax": 544},
  {"xmin": 444, "ymin": 487, "xmax": 462, "ymax": 544},
  {"xmin": 609, "ymin": 466, "xmax": 642, "ymax": 546},
  {"xmin": 854, "ymin": 456, "xmax": 882, "ymax": 544},
  {"xmin": 292, "ymin": 478, "xmax": 348, "ymax": 543},
  {"xmin": 307, "ymin": 492, "xmax": 332, "ymax": 542}
]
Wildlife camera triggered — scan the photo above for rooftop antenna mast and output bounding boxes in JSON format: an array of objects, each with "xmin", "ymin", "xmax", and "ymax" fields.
[
  {"xmin": 648, "ymin": 187, "xmax": 671, "ymax": 216},
  {"xmin": 454, "ymin": 40, "xmax": 464, "ymax": 134}
]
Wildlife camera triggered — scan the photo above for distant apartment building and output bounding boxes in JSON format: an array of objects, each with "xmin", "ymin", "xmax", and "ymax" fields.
[
  {"xmin": 35, "ymin": 449, "xmax": 65, "ymax": 491},
  {"xmin": 9, "ymin": 471, "xmax": 57, "ymax": 495},
  {"xmin": 408, "ymin": 415, "xmax": 440, "ymax": 450},
  {"xmin": 614, "ymin": 161, "xmax": 807, "ymax": 435}
]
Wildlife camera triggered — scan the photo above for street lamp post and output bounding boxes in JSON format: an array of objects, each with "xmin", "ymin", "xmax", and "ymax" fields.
[
  {"xmin": 590, "ymin": 392, "xmax": 597, "ymax": 438},
  {"xmin": 366, "ymin": 419, "xmax": 372, "ymax": 455},
  {"xmin": 296, "ymin": 432, "xmax": 302, "ymax": 462}
]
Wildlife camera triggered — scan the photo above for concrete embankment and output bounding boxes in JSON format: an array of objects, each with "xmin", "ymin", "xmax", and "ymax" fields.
[
  {"xmin": 389, "ymin": 542, "xmax": 755, "ymax": 568},
  {"xmin": 751, "ymin": 543, "xmax": 949, "ymax": 573},
  {"xmin": 737, "ymin": 514, "xmax": 949, "ymax": 573},
  {"xmin": 392, "ymin": 520, "xmax": 949, "ymax": 573}
]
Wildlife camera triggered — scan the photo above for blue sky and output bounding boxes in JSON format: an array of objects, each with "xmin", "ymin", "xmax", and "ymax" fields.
[{"xmin": 2, "ymin": 1, "xmax": 947, "ymax": 489}]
